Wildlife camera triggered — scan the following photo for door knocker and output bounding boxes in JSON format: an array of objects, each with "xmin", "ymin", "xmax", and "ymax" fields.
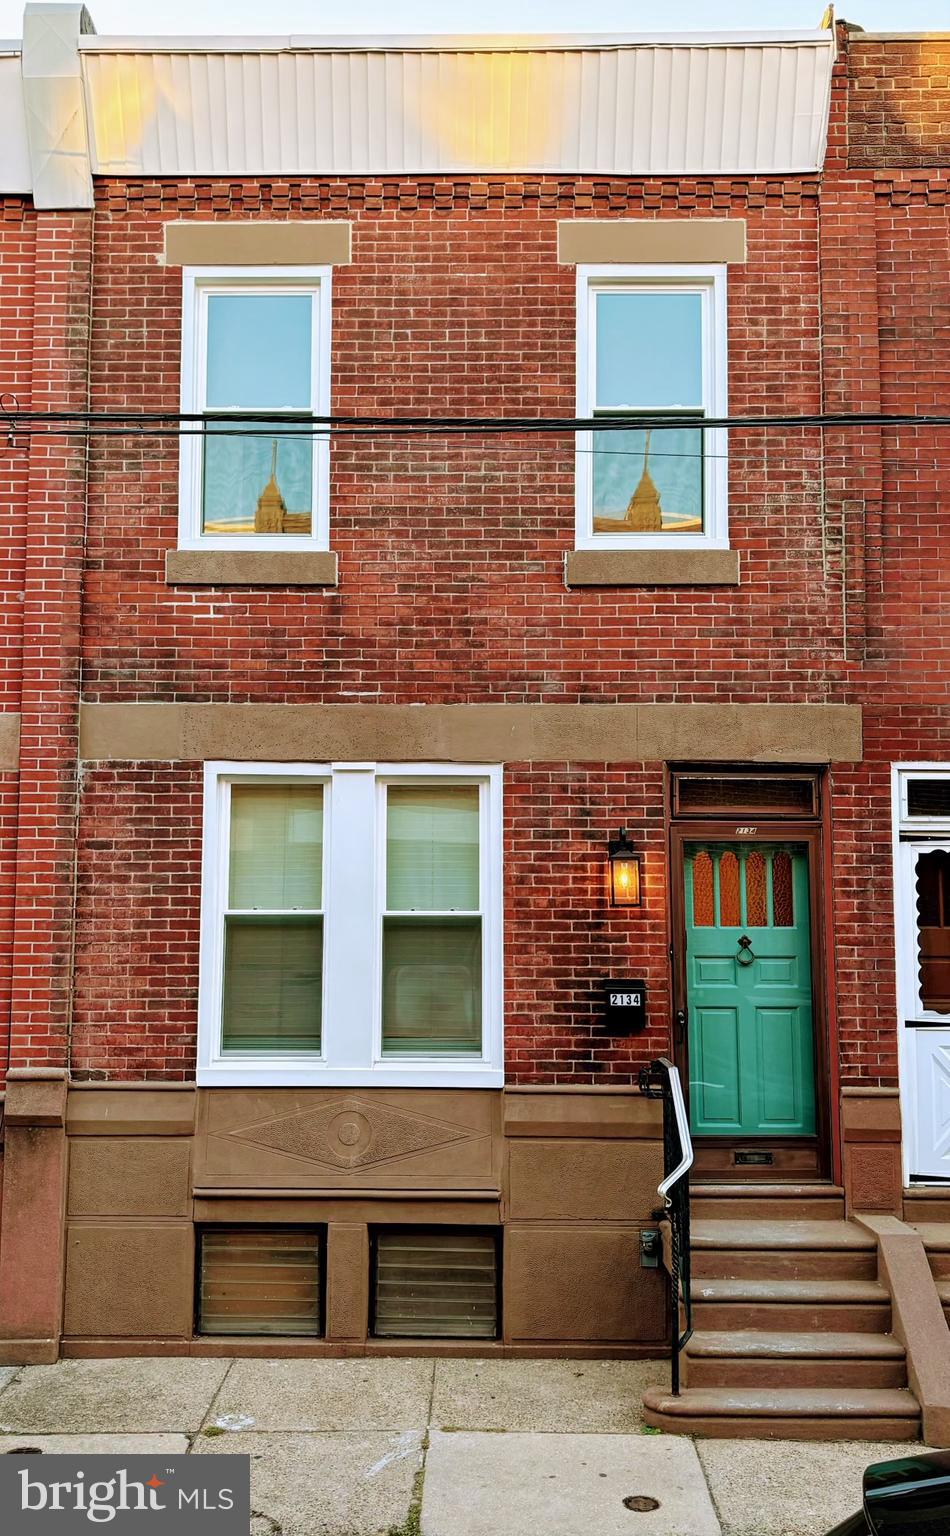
[{"xmin": 737, "ymin": 935, "xmax": 756, "ymax": 966}]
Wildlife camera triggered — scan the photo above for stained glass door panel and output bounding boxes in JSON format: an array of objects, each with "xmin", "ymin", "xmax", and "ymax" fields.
[{"xmin": 685, "ymin": 844, "xmax": 816, "ymax": 1138}]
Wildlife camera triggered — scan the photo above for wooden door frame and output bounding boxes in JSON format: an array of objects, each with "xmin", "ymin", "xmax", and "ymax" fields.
[{"xmin": 669, "ymin": 819, "xmax": 834, "ymax": 1182}]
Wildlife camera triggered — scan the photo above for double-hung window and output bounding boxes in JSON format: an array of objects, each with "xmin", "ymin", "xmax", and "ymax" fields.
[
  {"xmin": 198, "ymin": 763, "xmax": 503, "ymax": 1087},
  {"xmin": 575, "ymin": 264, "xmax": 728, "ymax": 550},
  {"xmin": 179, "ymin": 267, "xmax": 331, "ymax": 550}
]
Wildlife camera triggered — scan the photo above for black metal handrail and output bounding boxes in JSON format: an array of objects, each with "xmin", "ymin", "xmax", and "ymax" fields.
[{"xmin": 639, "ymin": 1056, "xmax": 694, "ymax": 1395}]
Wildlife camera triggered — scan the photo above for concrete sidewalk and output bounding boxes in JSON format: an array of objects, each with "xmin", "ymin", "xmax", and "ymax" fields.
[{"xmin": 0, "ymin": 1357, "xmax": 925, "ymax": 1535}]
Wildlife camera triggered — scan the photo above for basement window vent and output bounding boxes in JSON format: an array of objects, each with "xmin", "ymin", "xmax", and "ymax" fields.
[
  {"xmin": 672, "ymin": 773, "xmax": 818, "ymax": 819},
  {"xmin": 198, "ymin": 1227, "xmax": 324, "ymax": 1337},
  {"xmin": 372, "ymin": 1227, "xmax": 499, "ymax": 1340},
  {"xmin": 907, "ymin": 779, "xmax": 950, "ymax": 820}
]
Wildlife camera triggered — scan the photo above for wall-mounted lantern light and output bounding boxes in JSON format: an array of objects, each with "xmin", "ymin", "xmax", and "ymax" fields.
[{"xmin": 607, "ymin": 828, "xmax": 643, "ymax": 908}]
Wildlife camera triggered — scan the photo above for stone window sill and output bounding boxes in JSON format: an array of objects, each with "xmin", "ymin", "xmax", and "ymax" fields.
[
  {"xmin": 565, "ymin": 549, "xmax": 739, "ymax": 588},
  {"xmin": 165, "ymin": 550, "xmax": 338, "ymax": 587}
]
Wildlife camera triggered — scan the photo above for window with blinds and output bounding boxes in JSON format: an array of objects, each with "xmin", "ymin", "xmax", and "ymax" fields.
[
  {"xmin": 372, "ymin": 1228, "xmax": 499, "ymax": 1339},
  {"xmin": 383, "ymin": 785, "xmax": 483, "ymax": 1056},
  {"xmin": 222, "ymin": 784, "xmax": 324, "ymax": 1054},
  {"xmin": 197, "ymin": 1227, "xmax": 324, "ymax": 1336},
  {"xmin": 198, "ymin": 762, "xmax": 503, "ymax": 1087}
]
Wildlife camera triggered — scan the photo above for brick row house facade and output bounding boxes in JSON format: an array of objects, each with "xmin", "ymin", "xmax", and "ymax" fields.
[{"xmin": 0, "ymin": 3, "xmax": 949, "ymax": 1438}]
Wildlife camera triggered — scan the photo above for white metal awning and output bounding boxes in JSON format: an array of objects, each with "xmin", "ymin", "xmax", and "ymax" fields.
[{"xmin": 0, "ymin": 3, "xmax": 836, "ymax": 207}]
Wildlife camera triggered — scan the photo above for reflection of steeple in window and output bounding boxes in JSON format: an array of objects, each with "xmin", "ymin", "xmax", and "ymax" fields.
[
  {"xmin": 624, "ymin": 429, "xmax": 663, "ymax": 531},
  {"xmin": 255, "ymin": 438, "xmax": 287, "ymax": 533}
]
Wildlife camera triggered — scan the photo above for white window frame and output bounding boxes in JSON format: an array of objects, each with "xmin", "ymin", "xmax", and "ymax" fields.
[
  {"xmin": 574, "ymin": 263, "xmax": 728, "ymax": 551},
  {"xmin": 198, "ymin": 761, "xmax": 504, "ymax": 1087},
  {"xmin": 178, "ymin": 266, "xmax": 332, "ymax": 552}
]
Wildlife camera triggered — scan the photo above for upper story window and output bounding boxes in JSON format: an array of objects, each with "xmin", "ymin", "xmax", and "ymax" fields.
[
  {"xmin": 178, "ymin": 267, "xmax": 331, "ymax": 551},
  {"xmin": 575, "ymin": 264, "xmax": 728, "ymax": 551},
  {"xmin": 198, "ymin": 762, "xmax": 504, "ymax": 1087}
]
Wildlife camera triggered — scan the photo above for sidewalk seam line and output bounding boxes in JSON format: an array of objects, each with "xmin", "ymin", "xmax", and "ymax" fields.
[
  {"xmin": 191, "ymin": 1357, "xmax": 237, "ymax": 1445},
  {"xmin": 0, "ymin": 1367, "xmax": 24, "ymax": 1402},
  {"xmin": 693, "ymin": 1435, "xmax": 727, "ymax": 1536},
  {"xmin": 409, "ymin": 1359, "xmax": 437, "ymax": 1536}
]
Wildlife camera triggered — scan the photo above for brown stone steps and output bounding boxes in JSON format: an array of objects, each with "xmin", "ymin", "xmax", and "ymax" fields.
[
  {"xmin": 908, "ymin": 1223, "xmax": 950, "ymax": 1247},
  {"xmin": 690, "ymin": 1277, "xmax": 892, "ymax": 1333},
  {"xmin": 642, "ymin": 1385, "xmax": 920, "ymax": 1441},
  {"xmin": 903, "ymin": 1190, "xmax": 950, "ymax": 1223},
  {"xmin": 690, "ymin": 1220, "xmax": 877, "ymax": 1281},
  {"xmin": 692, "ymin": 1219, "xmax": 875, "ymax": 1249},
  {"xmin": 646, "ymin": 1197, "xmax": 918, "ymax": 1440},
  {"xmin": 910, "ymin": 1225, "xmax": 950, "ymax": 1278},
  {"xmin": 692, "ymin": 1248, "xmax": 877, "ymax": 1280},
  {"xmin": 691, "ymin": 1184, "xmax": 846, "ymax": 1221},
  {"xmin": 682, "ymin": 1330, "xmax": 907, "ymax": 1389}
]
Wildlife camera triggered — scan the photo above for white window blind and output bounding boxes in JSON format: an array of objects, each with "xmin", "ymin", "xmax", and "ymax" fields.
[{"xmin": 383, "ymin": 786, "xmax": 482, "ymax": 1056}]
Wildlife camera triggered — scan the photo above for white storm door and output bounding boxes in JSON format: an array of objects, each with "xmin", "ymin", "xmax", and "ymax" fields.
[
  {"xmin": 897, "ymin": 839, "xmax": 950, "ymax": 1178},
  {"xmin": 913, "ymin": 1033, "xmax": 950, "ymax": 1177}
]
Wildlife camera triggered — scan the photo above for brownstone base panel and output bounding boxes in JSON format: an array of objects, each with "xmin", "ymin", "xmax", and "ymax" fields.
[
  {"xmin": 841, "ymin": 1086, "xmax": 903, "ymax": 1216},
  {"xmin": 0, "ymin": 1338, "xmax": 62, "ymax": 1365},
  {"xmin": 0, "ymin": 1071, "xmax": 70, "ymax": 1363},
  {"xmin": 1, "ymin": 1081, "xmax": 670, "ymax": 1359},
  {"xmin": 59, "ymin": 1339, "xmax": 665, "ymax": 1361}
]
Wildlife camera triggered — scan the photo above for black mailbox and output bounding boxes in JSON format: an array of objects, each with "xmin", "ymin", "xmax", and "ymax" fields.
[{"xmin": 603, "ymin": 980, "xmax": 647, "ymax": 1035}]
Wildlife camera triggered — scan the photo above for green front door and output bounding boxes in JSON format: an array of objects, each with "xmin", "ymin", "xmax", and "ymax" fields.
[{"xmin": 684, "ymin": 843, "xmax": 816, "ymax": 1138}]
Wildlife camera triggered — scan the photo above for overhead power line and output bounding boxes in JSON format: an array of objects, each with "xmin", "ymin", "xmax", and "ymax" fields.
[{"xmin": 1, "ymin": 404, "xmax": 950, "ymax": 441}]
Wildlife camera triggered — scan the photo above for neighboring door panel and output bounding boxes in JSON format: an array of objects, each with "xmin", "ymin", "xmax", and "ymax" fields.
[
  {"xmin": 898, "ymin": 843, "xmax": 950, "ymax": 1178},
  {"xmin": 685, "ymin": 843, "xmax": 816, "ymax": 1138},
  {"xmin": 913, "ymin": 1033, "xmax": 950, "ymax": 1178}
]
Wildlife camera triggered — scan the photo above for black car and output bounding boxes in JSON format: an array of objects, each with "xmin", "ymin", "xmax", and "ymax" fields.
[{"xmin": 828, "ymin": 1449, "xmax": 950, "ymax": 1535}]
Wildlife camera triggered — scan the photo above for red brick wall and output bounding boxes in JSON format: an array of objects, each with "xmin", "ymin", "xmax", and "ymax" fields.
[
  {"xmin": 71, "ymin": 762, "xmax": 671, "ymax": 1085},
  {"xmin": 9, "ymin": 213, "xmax": 92, "ymax": 1074},
  {"xmin": 0, "ymin": 202, "xmax": 35, "ymax": 1088},
  {"xmin": 82, "ymin": 179, "xmax": 837, "ymax": 706},
  {"xmin": 848, "ymin": 34, "xmax": 950, "ymax": 168},
  {"xmin": 72, "ymin": 765, "xmax": 203, "ymax": 1081},
  {"xmin": 73, "ymin": 158, "xmax": 947, "ymax": 1086},
  {"xmin": 831, "ymin": 163, "xmax": 950, "ymax": 1085},
  {"xmin": 72, "ymin": 175, "xmax": 838, "ymax": 1085}
]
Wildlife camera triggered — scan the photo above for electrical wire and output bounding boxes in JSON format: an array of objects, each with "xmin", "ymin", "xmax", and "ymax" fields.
[
  {"xmin": 1, "ymin": 404, "xmax": 950, "ymax": 438},
  {"xmin": 1, "ymin": 398, "xmax": 944, "ymax": 476}
]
